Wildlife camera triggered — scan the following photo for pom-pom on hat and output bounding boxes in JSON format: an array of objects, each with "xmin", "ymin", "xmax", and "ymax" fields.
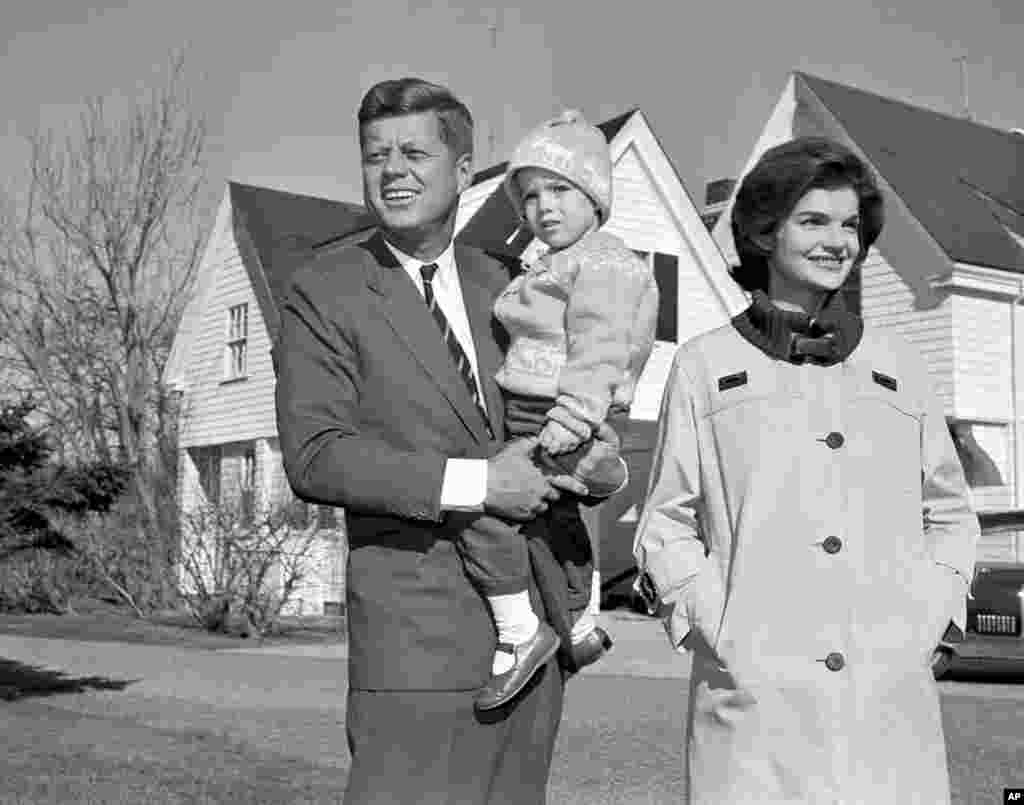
[{"xmin": 504, "ymin": 109, "xmax": 613, "ymax": 225}]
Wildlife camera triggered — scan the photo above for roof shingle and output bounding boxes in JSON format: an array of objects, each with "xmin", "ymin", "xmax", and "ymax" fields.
[
  {"xmin": 797, "ymin": 72, "xmax": 1024, "ymax": 272},
  {"xmin": 228, "ymin": 182, "xmax": 375, "ymax": 339}
]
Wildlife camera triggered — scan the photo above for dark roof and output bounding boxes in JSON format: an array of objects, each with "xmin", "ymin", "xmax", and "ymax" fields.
[
  {"xmin": 460, "ymin": 109, "xmax": 637, "ymax": 255},
  {"xmin": 797, "ymin": 72, "xmax": 1024, "ymax": 272},
  {"xmin": 226, "ymin": 109, "xmax": 639, "ymax": 329},
  {"xmin": 228, "ymin": 182, "xmax": 375, "ymax": 340},
  {"xmin": 469, "ymin": 109, "xmax": 636, "ymax": 187}
]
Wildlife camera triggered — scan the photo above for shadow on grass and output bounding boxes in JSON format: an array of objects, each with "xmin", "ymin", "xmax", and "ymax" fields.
[{"xmin": 0, "ymin": 657, "xmax": 136, "ymax": 700}]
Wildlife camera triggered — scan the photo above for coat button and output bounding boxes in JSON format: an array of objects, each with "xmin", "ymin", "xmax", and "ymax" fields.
[
  {"xmin": 824, "ymin": 652, "xmax": 845, "ymax": 671},
  {"xmin": 822, "ymin": 536, "xmax": 843, "ymax": 554},
  {"xmin": 824, "ymin": 431, "xmax": 845, "ymax": 449}
]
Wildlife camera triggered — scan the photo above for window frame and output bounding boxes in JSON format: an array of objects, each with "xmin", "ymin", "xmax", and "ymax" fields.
[{"xmin": 224, "ymin": 303, "xmax": 249, "ymax": 381}]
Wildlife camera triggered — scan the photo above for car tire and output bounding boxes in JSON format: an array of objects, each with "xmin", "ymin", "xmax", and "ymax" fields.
[{"xmin": 931, "ymin": 646, "xmax": 954, "ymax": 680}]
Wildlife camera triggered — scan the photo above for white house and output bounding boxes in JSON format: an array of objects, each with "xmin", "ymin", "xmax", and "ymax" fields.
[
  {"xmin": 164, "ymin": 109, "xmax": 747, "ymax": 614},
  {"xmin": 711, "ymin": 71, "xmax": 1024, "ymax": 562}
]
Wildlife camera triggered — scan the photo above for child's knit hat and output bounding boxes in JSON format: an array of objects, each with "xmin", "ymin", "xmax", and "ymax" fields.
[{"xmin": 504, "ymin": 109, "xmax": 613, "ymax": 224}]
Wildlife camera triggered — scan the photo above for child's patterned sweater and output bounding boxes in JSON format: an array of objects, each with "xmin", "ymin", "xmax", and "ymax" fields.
[{"xmin": 493, "ymin": 229, "xmax": 659, "ymax": 438}]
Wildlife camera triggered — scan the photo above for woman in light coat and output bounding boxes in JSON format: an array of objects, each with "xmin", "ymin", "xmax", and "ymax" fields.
[{"xmin": 634, "ymin": 137, "xmax": 979, "ymax": 805}]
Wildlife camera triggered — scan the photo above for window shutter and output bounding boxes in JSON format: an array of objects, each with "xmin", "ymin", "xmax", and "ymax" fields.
[{"xmin": 653, "ymin": 253, "xmax": 678, "ymax": 342}]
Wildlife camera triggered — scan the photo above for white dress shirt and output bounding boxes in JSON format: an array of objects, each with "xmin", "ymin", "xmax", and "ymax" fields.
[
  {"xmin": 384, "ymin": 239, "xmax": 487, "ymax": 511},
  {"xmin": 383, "ymin": 239, "xmax": 629, "ymax": 511}
]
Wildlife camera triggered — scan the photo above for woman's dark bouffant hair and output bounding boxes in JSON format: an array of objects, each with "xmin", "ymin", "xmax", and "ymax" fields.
[{"xmin": 730, "ymin": 136, "xmax": 884, "ymax": 293}]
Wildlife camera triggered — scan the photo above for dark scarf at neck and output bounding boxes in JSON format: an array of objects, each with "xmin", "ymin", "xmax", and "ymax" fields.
[{"xmin": 731, "ymin": 289, "xmax": 863, "ymax": 366}]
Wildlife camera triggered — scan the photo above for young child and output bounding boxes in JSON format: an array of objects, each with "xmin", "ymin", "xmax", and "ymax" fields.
[{"xmin": 469, "ymin": 109, "xmax": 659, "ymax": 710}]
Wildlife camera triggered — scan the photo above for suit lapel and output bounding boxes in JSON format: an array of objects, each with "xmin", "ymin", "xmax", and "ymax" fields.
[
  {"xmin": 360, "ymin": 234, "xmax": 489, "ymax": 443},
  {"xmin": 456, "ymin": 244, "xmax": 507, "ymax": 441}
]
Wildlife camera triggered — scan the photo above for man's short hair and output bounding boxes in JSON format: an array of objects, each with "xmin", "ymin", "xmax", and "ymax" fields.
[{"xmin": 358, "ymin": 78, "xmax": 474, "ymax": 158}]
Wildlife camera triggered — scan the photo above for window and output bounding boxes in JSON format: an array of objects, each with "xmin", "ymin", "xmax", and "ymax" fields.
[
  {"xmin": 631, "ymin": 250, "xmax": 678, "ymax": 342},
  {"xmin": 225, "ymin": 303, "xmax": 248, "ymax": 380},
  {"xmin": 652, "ymin": 253, "xmax": 678, "ymax": 342},
  {"xmin": 239, "ymin": 446, "xmax": 256, "ymax": 524},
  {"xmin": 194, "ymin": 445, "xmax": 222, "ymax": 505}
]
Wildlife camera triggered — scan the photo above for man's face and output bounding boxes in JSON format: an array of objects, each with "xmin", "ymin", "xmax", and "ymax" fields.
[{"xmin": 360, "ymin": 111, "xmax": 472, "ymax": 249}]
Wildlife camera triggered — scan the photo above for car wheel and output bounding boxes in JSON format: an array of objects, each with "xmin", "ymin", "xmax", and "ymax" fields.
[{"xmin": 931, "ymin": 646, "xmax": 953, "ymax": 680}]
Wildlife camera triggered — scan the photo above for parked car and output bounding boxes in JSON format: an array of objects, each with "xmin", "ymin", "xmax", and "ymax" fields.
[{"xmin": 933, "ymin": 509, "xmax": 1024, "ymax": 679}]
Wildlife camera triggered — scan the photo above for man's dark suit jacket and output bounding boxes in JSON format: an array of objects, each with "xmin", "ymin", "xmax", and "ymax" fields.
[{"xmin": 275, "ymin": 231, "xmax": 551, "ymax": 691}]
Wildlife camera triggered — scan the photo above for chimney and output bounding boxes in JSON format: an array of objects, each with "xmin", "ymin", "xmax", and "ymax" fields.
[{"xmin": 701, "ymin": 178, "xmax": 736, "ymax": 230}]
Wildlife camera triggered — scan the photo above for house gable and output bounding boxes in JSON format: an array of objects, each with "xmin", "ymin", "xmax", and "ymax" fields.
[
  {"xmin": 796, "ymin": 72, "xmax": 1024, "ymax": 274},
  {"xmin": 712, "ymin": 74, "xmax": 963, "ymax": 311},
  {"xmin": 228, "ymin": 182, "xmax": 376, "ymax": 343},
  {"xmin": 712, "ymin": 72, "xmax": 1024, "ymax": 532},
  {"xmin": 455, "ymin": 109, "xmax": 747, "ymax": 331},
  {"xmin": 165, "ymin": 192, "xmax": 232, "ymax": 393},
  {"xmin": 454, "ymin": 109, "xmax": 747, "ymax": 419},
  {"xmin": 176, "ymin": 196, "xmax": 277, "ymax": 447}
]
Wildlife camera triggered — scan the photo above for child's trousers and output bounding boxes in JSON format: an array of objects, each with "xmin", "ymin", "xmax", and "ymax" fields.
[{"xmin": 455, "ymin": 394, "xmax": 628, "ymax": 630}]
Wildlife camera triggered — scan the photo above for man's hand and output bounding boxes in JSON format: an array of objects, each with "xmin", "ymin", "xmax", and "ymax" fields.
[{"xmin": 485, "ymin": 437, "xmax": 560, "ymax": 521}]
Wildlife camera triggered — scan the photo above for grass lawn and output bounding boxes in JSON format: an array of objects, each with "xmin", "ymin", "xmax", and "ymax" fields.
[
  {"xmin": 0, "ymin": 602, "xmax": 352, "ymax": 803},
  {"xmin": 1, "ymin": 697, "xmax": 349, "ymax": 805},
  {"xmin": 0, "ymin": 599, "xmax": 346, "ymax": 651}
]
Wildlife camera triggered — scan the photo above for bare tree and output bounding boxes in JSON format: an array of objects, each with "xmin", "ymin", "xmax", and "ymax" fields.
[
  {"xmin": 178, "ymin": 500, "xmax": 327, "ymax": 636},
  {"xmin": 0, "ymin": 54, "xmax": 208, "ymax": 606}
]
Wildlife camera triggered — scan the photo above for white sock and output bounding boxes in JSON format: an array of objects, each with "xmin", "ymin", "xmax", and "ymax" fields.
[
  {"xmin": 590, "ymin": 570, "xmax": 602, "ymax": 617},
  {"xmin": 489, "ymin": 591, "xmax": 539, "ymax": 675},
  {"xmin": 571, "ymin": 611, "xmax": 597, "ymax": 645}
]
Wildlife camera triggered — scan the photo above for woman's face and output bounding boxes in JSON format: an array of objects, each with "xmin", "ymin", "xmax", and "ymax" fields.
[{"xmin": 767, "ymin": 185, "xmax": 861, "ymax": 309}]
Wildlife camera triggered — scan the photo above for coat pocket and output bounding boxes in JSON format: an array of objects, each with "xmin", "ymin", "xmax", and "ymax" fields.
[{"xmin": 679, "ymin": 568, "xmax": 728, "ymax": 658}]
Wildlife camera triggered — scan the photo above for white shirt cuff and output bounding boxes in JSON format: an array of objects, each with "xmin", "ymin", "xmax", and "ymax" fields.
[{"xmin": 440, "ymin": 458, "xmax": 487, "ymax": 511}]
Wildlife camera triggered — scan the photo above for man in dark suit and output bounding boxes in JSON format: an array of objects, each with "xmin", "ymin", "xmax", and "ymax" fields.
[{"xmin": 274, "ymin": 78, "xmax": 625, "ymax": 804}]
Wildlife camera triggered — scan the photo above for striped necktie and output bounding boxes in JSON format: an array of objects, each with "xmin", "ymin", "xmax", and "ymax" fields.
[{"xmin": 420, "ymin": 264, "xmax": 493, "ymax": 437}]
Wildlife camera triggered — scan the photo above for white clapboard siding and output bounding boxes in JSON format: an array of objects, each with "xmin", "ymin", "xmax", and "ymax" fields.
[
  {"xmin": 605, "ymin": 145, "xmax": 678, "ymax": 254},
  {"xmin": 280, "ymin": 533, "xmax": 346, "ymax": 616},
  {"xmin": 676, "ymin": 242, "xmax": 737, "ymax": 346},
  {"xmin": 267, "ymin": 437, "xmax": 348, "ymax": 611},
  {"xmin": 1014, "ymin": 302, "xmax": 1024, "ymax": 515},
  {"xmin": 606, "ymin": 144, "xmax": 732, "ymax": 344},
  {"xmin": 861, "ymin": 250, "xmax": 954, "ymax": 412},
  {"xmin": 948, "ymin": 291, "xmax": 1015, "ymax": 528},
  {"xmin": 952, "ymin": 294, "xmax": 1013, "ymax": 420},
  {"xmin": 179, "ymin": 221, "xmax": 278, "ymax": 447},
  {"xmin": 166, "ymin": 195, "xmax": 232, "ymax": 392}
]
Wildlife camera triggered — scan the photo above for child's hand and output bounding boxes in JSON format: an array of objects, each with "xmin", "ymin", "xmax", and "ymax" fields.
[{"xmin": 539, "ymin": 420, "xmax": 584, "ymax": 455}]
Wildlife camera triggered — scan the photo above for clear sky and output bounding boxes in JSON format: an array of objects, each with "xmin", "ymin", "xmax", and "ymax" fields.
[{"xmin": 2, "ymin": 0, "xmax": 1022, "ymax": 220}]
